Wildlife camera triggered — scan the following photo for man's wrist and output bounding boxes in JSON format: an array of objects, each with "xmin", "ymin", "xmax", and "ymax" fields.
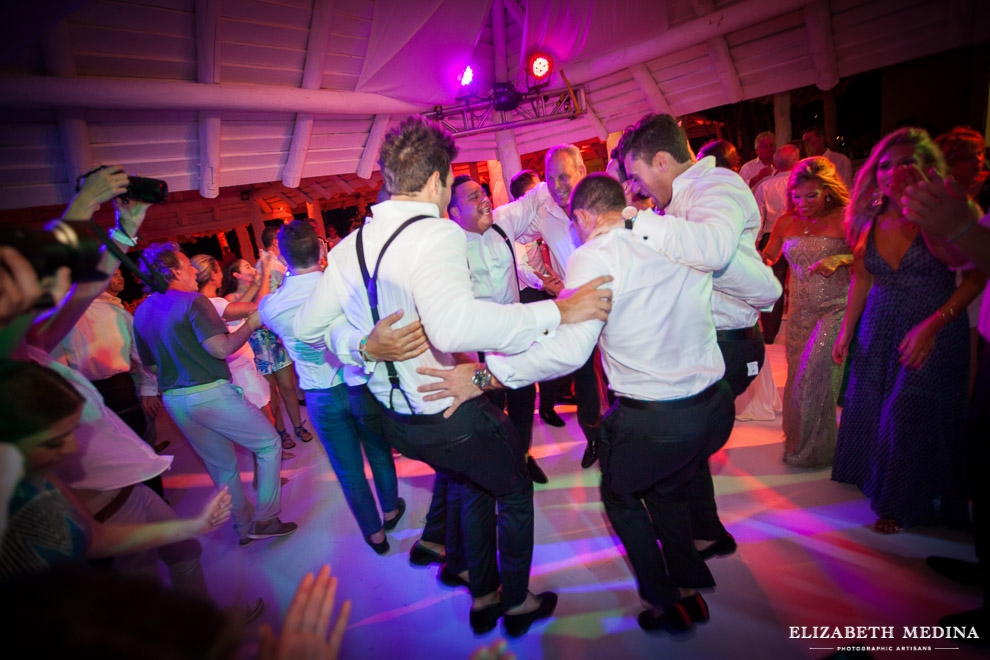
[{"xmin": 472, "ymin": 365, "xmax": 496, "ymax": 391}]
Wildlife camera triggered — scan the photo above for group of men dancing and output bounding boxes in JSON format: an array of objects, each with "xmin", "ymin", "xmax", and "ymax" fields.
[{"xmin": 135, "ymin": 111, "xmax": 781, "ymax": 636}]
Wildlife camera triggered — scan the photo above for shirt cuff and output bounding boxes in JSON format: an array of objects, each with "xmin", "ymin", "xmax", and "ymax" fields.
[
  {"xmin": 484, "ymin": 354, "xmax": 519, "ymax": 390},
  {"xmin": 631, "ymin": 211, "xmax": 668, "ymax": 252},
  {"xmin": 528, "ymin": 299, "xmax": 560, "ymax": 339}
]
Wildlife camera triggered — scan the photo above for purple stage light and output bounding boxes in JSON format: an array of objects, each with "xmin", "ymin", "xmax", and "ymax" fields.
[{"xmin": 459, "ymin": 65, "xmax": 474, "ymax": 86}]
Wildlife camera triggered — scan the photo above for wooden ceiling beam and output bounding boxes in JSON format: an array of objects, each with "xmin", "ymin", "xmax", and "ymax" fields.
[
  {"xmin": 41, "ymin": 22, "xmax": 92, "ymax": 198},
  {"xmin": 195, "ymin": 0, "xmax": 222, "ymax": 198},
  {"xmin": 804, "ymin": 1, "xmax": 839, "ymax": 91},
  {"xmin": 356, "ymin": 114, "xmax": 390, "ymax": 179},
  {"xmin": 629, "ymin": 63, "xmax": 672, "ymax": 115},
  {"xmin": 692, "ymin": 0, "xmax": 744, "ymax": 104},
  {"xmin": 561, "ymin": 0, "xmax": 815, "ymax": 86},
  {"xmin": 1, "ymin": 75, "xmax": 429, "ymax": 115},
  {"xmin": 502, "ymin": 0, "xmax": 525, "ymax": 29},
  {"xmin": 283, "ymin": 0, "xmax": 336, "ymax": 189}
]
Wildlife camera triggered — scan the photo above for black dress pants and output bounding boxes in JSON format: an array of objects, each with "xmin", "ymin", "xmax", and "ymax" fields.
[
  {"xmin": 539, "ymin": 352, "xmax": 603, "ymax": 444},
  {"xmin": 383, "ymin": 398, "xmax": 534, "ymax": 609},
  {"xmin": 716, "ymin": 325, "xmax": 766, "ymax": 399},
  {"xmin": 599, "ymin": 381, "xmax": 734, "ymax": 609}
]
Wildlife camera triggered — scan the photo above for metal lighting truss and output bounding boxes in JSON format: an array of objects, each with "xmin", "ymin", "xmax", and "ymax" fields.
[{"xmin": 426, "ymin": 86, "xmax": 588, "ymax": 138}]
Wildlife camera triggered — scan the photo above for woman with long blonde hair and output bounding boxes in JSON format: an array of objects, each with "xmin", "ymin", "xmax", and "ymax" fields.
[
  {"xmin": 831, "ymin": 128, "xmax": 986, "ymax": 533},
  {"xmin": 761, "ymin": 157, "xmax": 851, "ymax": 468}
]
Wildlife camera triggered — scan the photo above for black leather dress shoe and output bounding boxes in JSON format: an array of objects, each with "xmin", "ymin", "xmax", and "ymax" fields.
[
  {"xmin": 539, "ymin": 409, "xmax": 566, "ymax": 427},
  {"xmin": 503, "ymin": 592, "xmax": 558, "ymax": 637},
  {"xmin": 637, "ymin": 602, "xmax": 693, "ymax": 633},
  {"xmin": 364, "ymin": 534, "xmax": 389, "ymax": 555},
  {"xmin": 409, "ymin": 541, "xmax": 445, "ymax": 566},
  {"xmin": 383, "ymin": 497, "xmax": 406, "ymax": 531},
  {"xmin": 698, "ymin": 533, "xmax": 736, "ymax": 560},
  {"xmin": 527, "ymin": 456, "xmax": 549, "ymax": 484},
  {"xmin": 469, "ymin": 602, "xmax": 503, "ymax": 635},
  {"xmin": 580, "ymin": 440, "xmax": 598, "ymax": 469},
  {"xmin": 438, "ymin": 564, "xmax": 470, "ymax": 589},
  {"xmin": 678, "ymin": 593, "xmax": 709, "ymax": 623}
]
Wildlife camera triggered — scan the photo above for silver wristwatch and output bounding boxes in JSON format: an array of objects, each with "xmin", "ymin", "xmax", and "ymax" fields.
[{"xmin": 472, "ymin": 366, "xmax": 493, "ymax": 391}]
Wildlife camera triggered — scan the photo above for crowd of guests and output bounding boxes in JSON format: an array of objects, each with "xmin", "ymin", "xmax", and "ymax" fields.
[{"xmin": 0, "ymin": 108, "xmax": 987, "ymax": 656}]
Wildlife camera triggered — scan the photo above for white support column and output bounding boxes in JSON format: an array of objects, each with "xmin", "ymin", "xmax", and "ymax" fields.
[
  {"xmin": 629, "ymin": 64, "xmax": 672, "ymax": 115},
  {"xmin": 804, "ymin": 0, "xmax": 839, "ymax": 91},
  {"xmin": 356, "ymin": 114, "xmax": 390, "ymax": 180},
  {"xmin": 41, "ymin": 23, "xmax": 92, "ymax": 198},
  {"xmin": 234, "ymin": 224, "xmax": 255, "ymax": 261},
  {"xmin": 283, "ymin": 0, "xmax": 335, "ymax": 189},
  {"xmin": 196, "ymin": 0, "xmax": 222, "ymax": 198},
  {"xmin": 774, "ymin": 92, "xmax": 792, "ymax": 147},
  {"xmin": 487, "ymin": 159, "xmax": 509, "ymax": 206}
]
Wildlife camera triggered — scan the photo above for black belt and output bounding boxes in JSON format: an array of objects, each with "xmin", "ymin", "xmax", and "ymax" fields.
[
  {"xmin": 716, "ymin": 324, "xmax": 762, "ymax": 341},
  {"xmin": 618, "ymin": 380, "xmax": 723, "ymax": 411}
]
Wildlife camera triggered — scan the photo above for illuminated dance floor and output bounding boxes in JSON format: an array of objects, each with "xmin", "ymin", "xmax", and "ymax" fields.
[{"xmin": 154, "ymin": 335, "xmax": 983, "ymax": 659}]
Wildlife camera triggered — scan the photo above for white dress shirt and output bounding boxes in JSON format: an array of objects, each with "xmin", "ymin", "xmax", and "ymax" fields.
[
  {"xmin": 754, "ymin": 169, "xmax": 792, "ymax": 237},
  {"xmin": 824, "ymin": 149, "xmax": 853, "ymax": 187},
  {"xmin": 630, "ymin": 157, "xmax": 782, "ymax": 330},
  {"xmin": 294, "ymin": 199, "xmax": 561, "ymax": 415},
  {"xmin": 487, "ymin": 227, "xmax": 724, "ymax": 401},
  {"xmin": 739, "ymin": 157, "xmax": 770, "ymax": 186},
  {"xmin": 465, "ymin": 227, "xmax": 520, "ymax": 305},
  {"xmin": 259, "ymin": 271, "xmax": 346, "ymax": 390},
  {"xmin": 53, "ymin": 291, "xmax": 158, "ymax": 395},
  {"xmin": 493, "ymin": 182, "xmax": 581, "ymax": 278}
]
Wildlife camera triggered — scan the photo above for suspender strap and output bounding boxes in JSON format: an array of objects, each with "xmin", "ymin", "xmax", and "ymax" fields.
[
  {"xmin": 624, "ymin": 218, "xmax": 634, "ymax": 230},
  {"xmin": 356, "ymin": 214, "xmax": 431, "ymax": 412},
  {"xmin": 490, "ymin": 223, "xmax": 519, "ymax": 296}
]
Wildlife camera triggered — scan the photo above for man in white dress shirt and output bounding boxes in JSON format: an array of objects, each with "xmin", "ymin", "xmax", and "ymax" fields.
[
  {"xmin": 293, "ymin": 116, "xmax": 612, "ymax": 635},
  {"xmin": 754, "ymin": 144, "xmax": 801, "ymax": 343},
  {"xmin": 620, "ymin": 113, "xmax": 781, "ymax": 560},
  {"xmin": 54, "ymin": 269, "xmax": 159, "ymax": 441},
  {"xmin": 802, "ymin": 125, "xmax": 853, "ymax": 187},
  {"xmin": 260, "ymin": 221, "xmax": 427, "ymax": 553},
  {"xmin": 419, "ymin": 174, "xmax": 735, "ymax": 632},
  {"xmin": 739, "ymin": 131, "xmax": 776, "ymax": 188},
  {"xmin": 494, "ymin": 145, "xmax": 605, "ymax": 469}
]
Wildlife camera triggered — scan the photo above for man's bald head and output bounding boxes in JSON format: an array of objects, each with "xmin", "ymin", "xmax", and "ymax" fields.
[{"xmin": 773, "ymin": 144, "xmax": 801, "ymax": 171}]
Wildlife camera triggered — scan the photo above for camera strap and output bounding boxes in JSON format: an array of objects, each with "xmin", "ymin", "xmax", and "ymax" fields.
[
  {"xmin": 87, "ymin": 221, "xmax": 170, "ymax": 294},
  {"xmin": 355, "ymin": 214, "xmax": 430, "ymax": 412}
]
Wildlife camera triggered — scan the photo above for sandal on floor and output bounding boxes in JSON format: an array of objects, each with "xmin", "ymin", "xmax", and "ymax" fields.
[
  {"xmin": 294, "ymin": 424, "xmax": 314, "ymax": 443},
  {"xmin": 278, "ymin": 429, "xmax": 296, "ymax": 450},
  {"xmin": 874, "ymin": 518, "xmax": 902, "ymax": 534}
]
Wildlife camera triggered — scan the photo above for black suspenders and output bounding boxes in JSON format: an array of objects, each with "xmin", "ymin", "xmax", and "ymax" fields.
[
  {"xmin": 355, "ymin": 214, "xmax": 430, "ymax": 412},
  {"xmin": 490, "ymin": 223, "xmax": 519, "ymax": 295}
]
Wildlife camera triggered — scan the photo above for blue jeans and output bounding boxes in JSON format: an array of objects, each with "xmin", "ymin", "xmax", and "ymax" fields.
[
  {"xmin": 163, "ymin": 381, "xmax": 282, "ymax": 540},
  {"xmin": 305, "ymin": 384, "xmax": 398, "ymax": 536}
]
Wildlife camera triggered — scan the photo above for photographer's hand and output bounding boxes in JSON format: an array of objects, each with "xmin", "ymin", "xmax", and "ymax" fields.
[
  {"xmin": 114, "ymin": 198, "xmax": 152, "ymax": 239},
  {"xmin": 63, "ymin": 165, "xmax": 130, "ymax": 220}
]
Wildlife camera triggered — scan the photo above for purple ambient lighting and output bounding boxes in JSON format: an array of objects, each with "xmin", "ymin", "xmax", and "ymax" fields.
[{"xmin": 459, "ymin": 65, "xmax": 474, "ymax": 86}]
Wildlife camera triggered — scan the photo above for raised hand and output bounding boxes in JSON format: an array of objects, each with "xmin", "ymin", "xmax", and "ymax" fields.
[{"xmin": 258, "ymin": 565, "xmax": 351, "ymax": 660}]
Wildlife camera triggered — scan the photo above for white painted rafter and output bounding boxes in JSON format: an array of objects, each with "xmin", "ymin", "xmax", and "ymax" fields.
[
  {"xmin": 629, "ymin": 63, "xmax": 672, "ymax": 115},
  {"xmin": 692, "ymin": 0, "xmax": 744, "ymax": 104},
  {"xmin": 804, "ymin": 1, "xmax": 839, "ymax": 91},
  {"xmin": 283, "ymin": 0, "xmax": 336, "ymax": 189},
  {"xmin": 356, "ymin": 114, "xmax": 391, "ymax": 179}
]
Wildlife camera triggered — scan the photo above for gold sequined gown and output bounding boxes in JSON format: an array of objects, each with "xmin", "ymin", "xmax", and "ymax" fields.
[{"xmin": 781, "ymin": 236, "xmax": 850, "ymax": 468}]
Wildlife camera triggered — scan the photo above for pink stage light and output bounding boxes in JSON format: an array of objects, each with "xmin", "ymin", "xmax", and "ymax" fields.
[
  {"xmin": 529, "ymin": 54, "xmax": 552, "ymax": 80},
  {"xmin": 459, "ymin": 65, "xmax": 474, "ymax": 86}
]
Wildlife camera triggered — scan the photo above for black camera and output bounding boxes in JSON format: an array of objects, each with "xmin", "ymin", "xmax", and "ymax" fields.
[
  {"xmin": 76, "ymin": 166, "xmax": 168, "ymax": 205},
  {"xmin": 0, "ymin": 220, "xmax": 107, "ymax": 282}
]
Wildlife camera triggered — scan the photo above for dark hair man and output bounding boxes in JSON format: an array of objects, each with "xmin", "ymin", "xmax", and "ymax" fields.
[
  {"xmin": 418, "ymin": 173, "xmax": 733, "ymax": 633},
  {"xmin": 509, "ymin": 169, "xmax": 540, "ymax": 200},
  {"xmin": 294, "ymin": 116, "xmax": 612, "ymax": 635},
  {"xmin": 619, "ymin": 112, "xmax": 781, "ymax": 561},
  {"xmin": 493, "ymin": 144, "xmax": 606, "ymax": 468},
  {"xmin": 801, "ymin": 125, "xmax": 853, "ymax": 186},
  {"xmin": 258, "ymin": 221, "xmax": 425, "ymax": 554},
  {"xmin": 133, "ymin": 243, "xmax": 296, "ymax": 546}
]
